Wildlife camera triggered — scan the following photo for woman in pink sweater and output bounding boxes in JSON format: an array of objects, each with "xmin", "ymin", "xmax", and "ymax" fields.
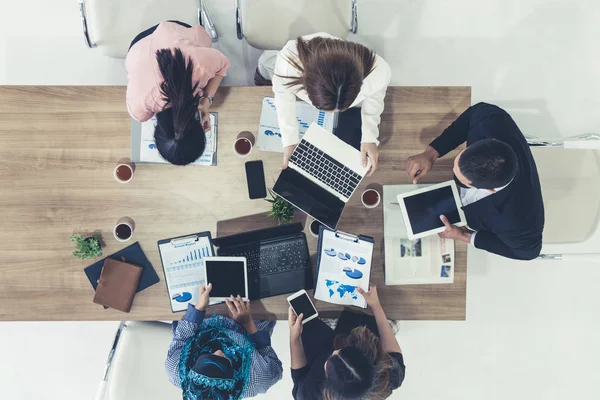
[{"xmin": 126, "ymin": 21, "xmax": 230, "ymax": 165}]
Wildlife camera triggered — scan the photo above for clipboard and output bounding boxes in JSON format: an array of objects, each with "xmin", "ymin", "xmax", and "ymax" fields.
[
  {"xmin": 157, "ymin": 231, "xmax": 215, "ymax": 312},
  {"xmin": 314, "ymin": 226, "xmax": 375, "ymax": 309}
]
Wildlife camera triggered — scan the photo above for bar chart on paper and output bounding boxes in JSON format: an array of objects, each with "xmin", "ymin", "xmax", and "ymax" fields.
[{"xmin": 158, "ymin": 235, "xmax": 215, "ymax": 312}]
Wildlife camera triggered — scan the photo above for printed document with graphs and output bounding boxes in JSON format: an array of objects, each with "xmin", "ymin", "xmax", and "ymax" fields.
[{"xmin": 257, "ymin": 97, "xmax": 337, "ymax": 152}]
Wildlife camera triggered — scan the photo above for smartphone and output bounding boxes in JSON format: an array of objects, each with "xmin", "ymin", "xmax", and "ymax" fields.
[
  {"xmin": 245, "ymin": 160, "xmax": 267, "ymax": 199},
  {"xmin": 287, "ymin": 289, "xmax": 318, "ymax": 324}
]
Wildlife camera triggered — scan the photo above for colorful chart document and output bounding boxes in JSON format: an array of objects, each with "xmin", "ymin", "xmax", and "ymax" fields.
[
  {"xmin": 314, "ymin": 229, "xmax": 374, "ymax": 309},
  {"xmin": 157, "ymin": 232, "xmax": 217, "ymax": 312},
  {"xmin": 257, "ymin": 97, "xmax": 336, "ymax": 153}
]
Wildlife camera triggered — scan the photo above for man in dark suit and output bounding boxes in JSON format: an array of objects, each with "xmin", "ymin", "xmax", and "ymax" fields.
[{"xmin": 406, "ymin": 102, "xmax": 544, "ymax": 260}]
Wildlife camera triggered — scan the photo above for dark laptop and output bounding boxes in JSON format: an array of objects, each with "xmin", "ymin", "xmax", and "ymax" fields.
[{"xmin": 212, "ymin": 223, "xmax": 313, "ymax": 300}]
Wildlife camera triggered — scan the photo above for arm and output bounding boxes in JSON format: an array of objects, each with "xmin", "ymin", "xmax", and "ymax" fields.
[
  {"xmin": 429, "ymin": 104, "xmax": 475, "ymax": 158},
  {"xmin": 165, "ymin": 304, "xmax": 206, "ymax": 386},
  {"xmin": 473, "ymin": 230, "xmax": 542, "ymax": 261},
  {"xmin": 359, "ymin": 58, "xmax": 391, "ymax": 146},
  {"xmin": 288, "ymin": 308, "xmax": 309, "ymax": 399},
  {"xmin": 357, "ymin": 284, "xmax": 401, "ymax": 354},
  {"xmin": 243, "ymin": 324, "xmax": 284, "ymax": 396},
  {"xmin": 272, "ymin": 51, "xmax": 301, "ymax": 147}
]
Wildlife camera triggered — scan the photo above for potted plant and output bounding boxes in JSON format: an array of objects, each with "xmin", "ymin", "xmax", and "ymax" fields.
[
  {"xmin": 70, "ymin": 233, "xmax": 103, "ymax": 260},
  {"xmin": 266, "ymin": 189, "xmax": 296, "ymax": 225}
]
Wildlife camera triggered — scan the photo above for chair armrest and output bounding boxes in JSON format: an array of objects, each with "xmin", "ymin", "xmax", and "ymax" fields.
[
  {"xmin": 235, "ymin": 0, "xmax": 243, "ymax": 40},
  {"xmin": 199, "ymin": 0, "xmax": 218, "ymax": 42},
  {"xmin": 526, "ymin": 133, "xmax": 600, "ymax": 148},
  {"xmin": 350, "ymin": 0, "xmax": 358, "ymax": 34},
  {"xmin": 78, "ymin": 0, "xmax": 96, "ymax": 48}
]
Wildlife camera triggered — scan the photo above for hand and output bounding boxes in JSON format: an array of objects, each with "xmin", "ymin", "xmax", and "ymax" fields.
[
  {"xmin": 288, "ymin": 307, "xmax": 304, "ymax": 342},
  {"xmin": 406, "ymin": 146, "xmax": 439, "ymax": 184},
  {"xmin": 361, "ymin": 143, "xmax": 379, "ymax": 177},
  {"xmin": 225, "ymin": 295, "xmax": 257, "ymax": 334},
  {"xmin": 198, "ymin": 99, "xmax": 211, "ymax": 131},
  {"xmin": 282, "ymin": 144, "xmax": 297, "ymax": 169},
  {"xmin": 357, "ymin": 284, "xmax": 381, "ymax": 310},
  {"xmin": 195, "ymin": 283, "xmax": 212, "ymax": 311},
  {"xmin": 201, "ymin": 111, "xmax": 211, "ymax": 131},
  {"xmin": 438, "ymin": 215, "xmax": 472, "ymax": 243}
]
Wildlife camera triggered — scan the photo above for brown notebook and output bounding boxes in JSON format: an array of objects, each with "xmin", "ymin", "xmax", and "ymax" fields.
[{"xmin": 93, "ymin": 258, "xmax": 143, "ymax": 313}]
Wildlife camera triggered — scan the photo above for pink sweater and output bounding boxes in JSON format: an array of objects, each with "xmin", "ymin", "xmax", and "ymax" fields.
[{"xmin": 125, "ymin": 22, "xmax": 230, "ymax": 122}]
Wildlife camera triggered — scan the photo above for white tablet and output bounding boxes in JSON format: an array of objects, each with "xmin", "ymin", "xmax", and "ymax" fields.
[
  {"xmin": 203, "ymin": 257, "xmax": 249, "ymax": 302},
  {"xmin": 397, "ymin": 180, "xmax": 467, "ymax": 240}
]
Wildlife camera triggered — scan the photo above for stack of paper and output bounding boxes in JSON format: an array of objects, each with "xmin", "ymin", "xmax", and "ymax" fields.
[
  {"xmin": 257, "ymin": 97, "xmax": 337, "ymax": 153},
  {"xmin": 139, "ymin": 113, "xmax": 217, "ymax": 166}
]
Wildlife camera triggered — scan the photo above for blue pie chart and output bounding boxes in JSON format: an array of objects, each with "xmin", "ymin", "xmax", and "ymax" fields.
[
  {"xmin": 325, "ymin": 248, "xmax": 337, "ymax": 257},
  {"xmin": 173, "ymin": 292, "xmax": 192, "ymax": 302},
  {"xmin": 338, "ymin": 252, "xmax": 350, "ymax": 261},
  {"xmin": 356, "ymin": 257, "xmax": 366, "ymax": 265},
  {"xmin": 345, "ymin": 269, "xmax": 363, "ymax": 279}
]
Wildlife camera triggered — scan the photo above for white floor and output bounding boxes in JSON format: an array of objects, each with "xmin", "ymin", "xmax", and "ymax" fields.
[{"xmin": 1, "ymin": 1, "xmax": 600, "ymax": 399}]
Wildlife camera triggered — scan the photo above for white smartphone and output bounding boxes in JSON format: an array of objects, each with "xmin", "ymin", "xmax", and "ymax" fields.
[{"xmin": 287, "ymin": 289, "xmax": 319, "ymax": 324}]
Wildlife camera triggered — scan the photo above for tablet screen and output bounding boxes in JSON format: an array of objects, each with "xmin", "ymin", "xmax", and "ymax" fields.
[
  {"xmin": 205, "ymin": 259, "xmax": 246, "ymax": 298},
  {"xmin": 403, "ymin": 185, "xmax": 462, "ymax": 234},
  {"xmin": 290, "ymin": 293, "xmax": 317, "ymax": 319}
]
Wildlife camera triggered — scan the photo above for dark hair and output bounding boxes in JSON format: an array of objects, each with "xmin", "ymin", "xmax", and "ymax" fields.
[
  {"xmin": 458, "ymin": 139, "xmax": 518, "ymax": 189},
  {"xmin": 154, "ymin": 48, "xmax": 205, "ymax": 166},
  {"xmin": 281, "ymin": 37, "xmax": 376, "ymax": 111},
  {"xmin": 323, "ymin": 327, "xmax": 395, "ymax": 400}
]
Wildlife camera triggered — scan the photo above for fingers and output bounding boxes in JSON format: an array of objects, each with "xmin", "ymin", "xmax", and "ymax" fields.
[
  {"xmin": 439, "ymin": 215, "xmax": 451, "ymax": 228},
  {"xmin": 230, "ymin": 295, "xmax": 243, "ymax": 313},
  {"xmin": 205, "ymin": 282, "xmax": 212, "ymax": 293},
  {"xmin": 281, "ymin": 155, "xmax": 289, "ymax": 170},
  {"xmin": 237, "ymin": 294, "xmax": 248, "ymax": 310},
  {"xmin": 199, "ymin": 283, "xmax": 206, "ymax": 295},
  {"xmin": 361, "ymin": 147, "xmax": 368, "ymax": 168},
  {"xmin": 288, "ymin": 306, "xmax": 296, "ymax": 322},
  {"xmin": 295, "ymin": 313, "xmax": 304, "ymax": 326},
  {"xmin": 357, "ymin": 287, "xmax": 365, "ymax": 295},
  {"xmin": 225, "ymin": 298, "xmax": 236, "ymax": 315}
]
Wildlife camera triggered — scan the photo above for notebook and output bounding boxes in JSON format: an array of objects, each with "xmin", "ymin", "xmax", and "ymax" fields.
[
  {"xmin": 93, "ymin": 258, "xmax": 143, "ymax": 313},
  {"xmin": 84, "ymin": 242, "xmax": 160, "ymax": 309}
]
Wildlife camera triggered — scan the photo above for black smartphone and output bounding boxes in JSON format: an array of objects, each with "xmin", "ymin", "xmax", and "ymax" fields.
[{"xmin": 245, "ymin": 160, "xmax": 267, "ymax": 199}]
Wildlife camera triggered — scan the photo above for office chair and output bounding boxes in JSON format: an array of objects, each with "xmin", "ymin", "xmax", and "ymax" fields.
[
  {"xmin": 235, "ymin": 0, "xmax": 358, "ymax": 50},
  {"xmin": 527, "ymin": 134, "xmax": 600, "ymax": 262},
  {"xmin": 95, "ymin": 321, "xmax": 180, "ymax": 400},
  {"xmin": 78, "ymin": 0, "xmax": 218, "ymax": 59}
]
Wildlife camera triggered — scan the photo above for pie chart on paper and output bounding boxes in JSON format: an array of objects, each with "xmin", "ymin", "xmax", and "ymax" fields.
[{"xmin": 345, "ymin": 269, "xmax": 363, "ymax": 279}]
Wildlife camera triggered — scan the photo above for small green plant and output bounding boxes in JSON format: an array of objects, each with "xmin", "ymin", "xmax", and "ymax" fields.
[
  {"xmin": 266, "ymin": 190, "xmax": 296, "ymax": 225},
  {"xmin": 70, "ymin": 233, "xmax": 103, "ymax": 260}
]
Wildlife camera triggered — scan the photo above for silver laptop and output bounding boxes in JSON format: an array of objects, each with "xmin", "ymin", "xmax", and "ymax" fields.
[{"xmin": 273, "ymin": 123, "xmax": 370, "ymax": 230}]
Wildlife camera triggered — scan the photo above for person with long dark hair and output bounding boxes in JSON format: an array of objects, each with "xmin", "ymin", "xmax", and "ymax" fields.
[
  {"xmin": 166, "ymin": 284, "xmax": 283, "ymax": 399},
  {"xmin": 126, "ymin": 21, "xmax": 230, "ymax": 165},
  {"xmin": 256, "ymin": 33, "xmax": 391, "ymax": 176},
  {"xmin": 288, "ymin": 284, "xmax": 405, "ymax": 399}
]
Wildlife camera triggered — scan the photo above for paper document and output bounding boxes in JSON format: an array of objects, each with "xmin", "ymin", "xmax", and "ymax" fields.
[
  {"xmin": 314, "ymin": 229, "xmax": 373, "ymax": 308},
  {"xmin": 158, "ymin": 235, "xmax": 217, "ymax": 312},
  {"xmin": 383, "ymin": 184, "xmax": 455, "ymax": 285},
  {"xmin": 139, "ymin": 113, "xmax": 217, "ymax": 166},
  {"xmin": 257, "ymin": 97, "xmax": 336, "ymax": 153}
]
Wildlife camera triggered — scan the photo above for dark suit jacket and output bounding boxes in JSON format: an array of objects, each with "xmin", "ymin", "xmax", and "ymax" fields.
[{"xmin": 430, "ymin": 103, "xmax": 545, "ymax": 260}]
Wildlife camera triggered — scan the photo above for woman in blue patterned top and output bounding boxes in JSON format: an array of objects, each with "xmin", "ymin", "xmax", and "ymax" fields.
[{"xmin": 165, "ymin": 283, "xmax": 283, "ymax": 399}]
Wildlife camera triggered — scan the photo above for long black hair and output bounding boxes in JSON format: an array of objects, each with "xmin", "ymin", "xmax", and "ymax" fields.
[{"xmin": 155, "ymin": 48, "xmax": 206, "ymax": 166}]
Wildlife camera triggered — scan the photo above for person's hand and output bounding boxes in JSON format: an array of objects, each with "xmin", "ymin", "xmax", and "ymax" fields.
[
  {"xmin": 195, "ymin": 283, "xmax": 212, "ymax": 311},
  {"xmin": 406, "ymin": 146, "xmax": 439, "ymax": 184},
  {"xmin": 357, "ymin": 284, "xmax": 381, "ymax": 310},
  {"xmin": 438, "ymin": 215, "xmax": 472, "ymax": 243},
  {"xmin": 225, "ymin": 295, "xmax": 257, "ymax": 334},
  {"xmin": 288, "ymin": 307, "xmax": 303, "ymax": 342},
  {"xmin": 282, "ymin": 144, "xmax": 297, "ymax": 170},
  {"xmin": 200, "ymin": 111, "xmax": 211, "ymax": 131},
  {"xmin": 198, "ymin": 99, "xmax": 211, "ymax": 131},
  {"xmin": 361, "ymin": 143, "xmax": 379, "ymax": 177}
]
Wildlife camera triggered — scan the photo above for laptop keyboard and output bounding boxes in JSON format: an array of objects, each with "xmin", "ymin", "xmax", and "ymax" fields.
[
  {"xmin": 220, "ymin": 241, "xmax": 308, "ymax": 276},
  {"xmin": 290, "ymin": 140, "xmax": 362, "ymax": 199}
]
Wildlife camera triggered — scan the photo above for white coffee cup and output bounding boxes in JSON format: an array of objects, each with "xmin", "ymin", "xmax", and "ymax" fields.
[
  {"xmin": 361, "ymin": 188, "xmax": 381, "ymax": 208},
  {"xmin": 113, "ymin": 164, "xmax": 133, "ymax": 184},
  {"xmin": 113, "ymin": 221, "xmax": 134, "ymax": 242}
]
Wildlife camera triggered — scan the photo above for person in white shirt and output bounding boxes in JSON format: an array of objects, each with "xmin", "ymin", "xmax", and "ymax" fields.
[{"xmin": 256, "ymin": 32, "xmax": 391, "ymax": 177}]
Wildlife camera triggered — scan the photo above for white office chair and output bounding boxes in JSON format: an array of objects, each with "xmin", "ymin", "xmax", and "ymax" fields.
[
  {"xmin": 527, "ymin": 134, "xmax": 600, "ymax": 261},
  {"xmin": 235, "ymin": 0, "xmax": 358, "ymax": 50},
  {"xmin": 95, "ymin": 321, "xmax": 180, "ymax": 400},
  {"xmin": 78, "ymin": 0, "xmax": 218, "ymax": 59}
]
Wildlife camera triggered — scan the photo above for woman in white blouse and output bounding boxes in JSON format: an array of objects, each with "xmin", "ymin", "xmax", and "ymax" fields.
[{"xmin": 258, "ymin": 32, "xmax": 391, "ymax": 176}]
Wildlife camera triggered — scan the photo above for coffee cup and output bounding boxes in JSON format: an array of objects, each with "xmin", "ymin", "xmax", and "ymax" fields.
[
  {"xmin": 309, "ymin": 219, "xmax": 323, "ymax": 237},
  {"xmin": 233, "ymin": 131, "xmax": 255, "ymax": 157},
  {"xmin": 361, "ymin": 188, "xmax": 381, "ymax": 208},
  {"xmin": 113, "ymin": 163, "xmax": 133, "ymax": 184},
  {"xmin": 113, "ymin": 220, "xmax": 134, "ymax": 242}
]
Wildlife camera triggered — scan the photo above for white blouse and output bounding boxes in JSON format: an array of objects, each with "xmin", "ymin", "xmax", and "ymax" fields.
[{"xmin": 272, "ymin": 32, "xmax": 391, "ymax": 147}]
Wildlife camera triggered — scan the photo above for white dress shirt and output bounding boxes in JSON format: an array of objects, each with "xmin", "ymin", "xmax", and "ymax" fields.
[
  {"xmin": 460, "ymin": 181, "xmax": 511, "ymax": 245},
  {"xmin": 271, "ymin": 32, "xmax": 391, "ymax": 147}
]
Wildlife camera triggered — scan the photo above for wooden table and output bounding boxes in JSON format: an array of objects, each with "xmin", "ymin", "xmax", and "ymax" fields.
[{"xmin": 0, "ymin": 86, "xmax": 470, "ymax": 321}]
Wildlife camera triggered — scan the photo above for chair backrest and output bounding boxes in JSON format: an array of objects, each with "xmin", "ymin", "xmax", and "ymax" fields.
[
  {"xmin": 239, "ymin": 0, "xmax": 353, "ymax": 50},
  {"xmin": 532, "ymin": 148, "xmax": 600, "ymax": 245},
  {"xmin": 86, "ymin": 0, "xmax": 199, "ymax": 58},
  {"xmin": 108, "ymin": 321, "xmax": 181, "ymax": 400}
]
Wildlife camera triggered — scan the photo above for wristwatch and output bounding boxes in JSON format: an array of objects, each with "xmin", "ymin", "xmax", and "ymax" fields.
[{"xmin": 202, "ymin": 95, "xmax": 214, "ymax": 105}]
